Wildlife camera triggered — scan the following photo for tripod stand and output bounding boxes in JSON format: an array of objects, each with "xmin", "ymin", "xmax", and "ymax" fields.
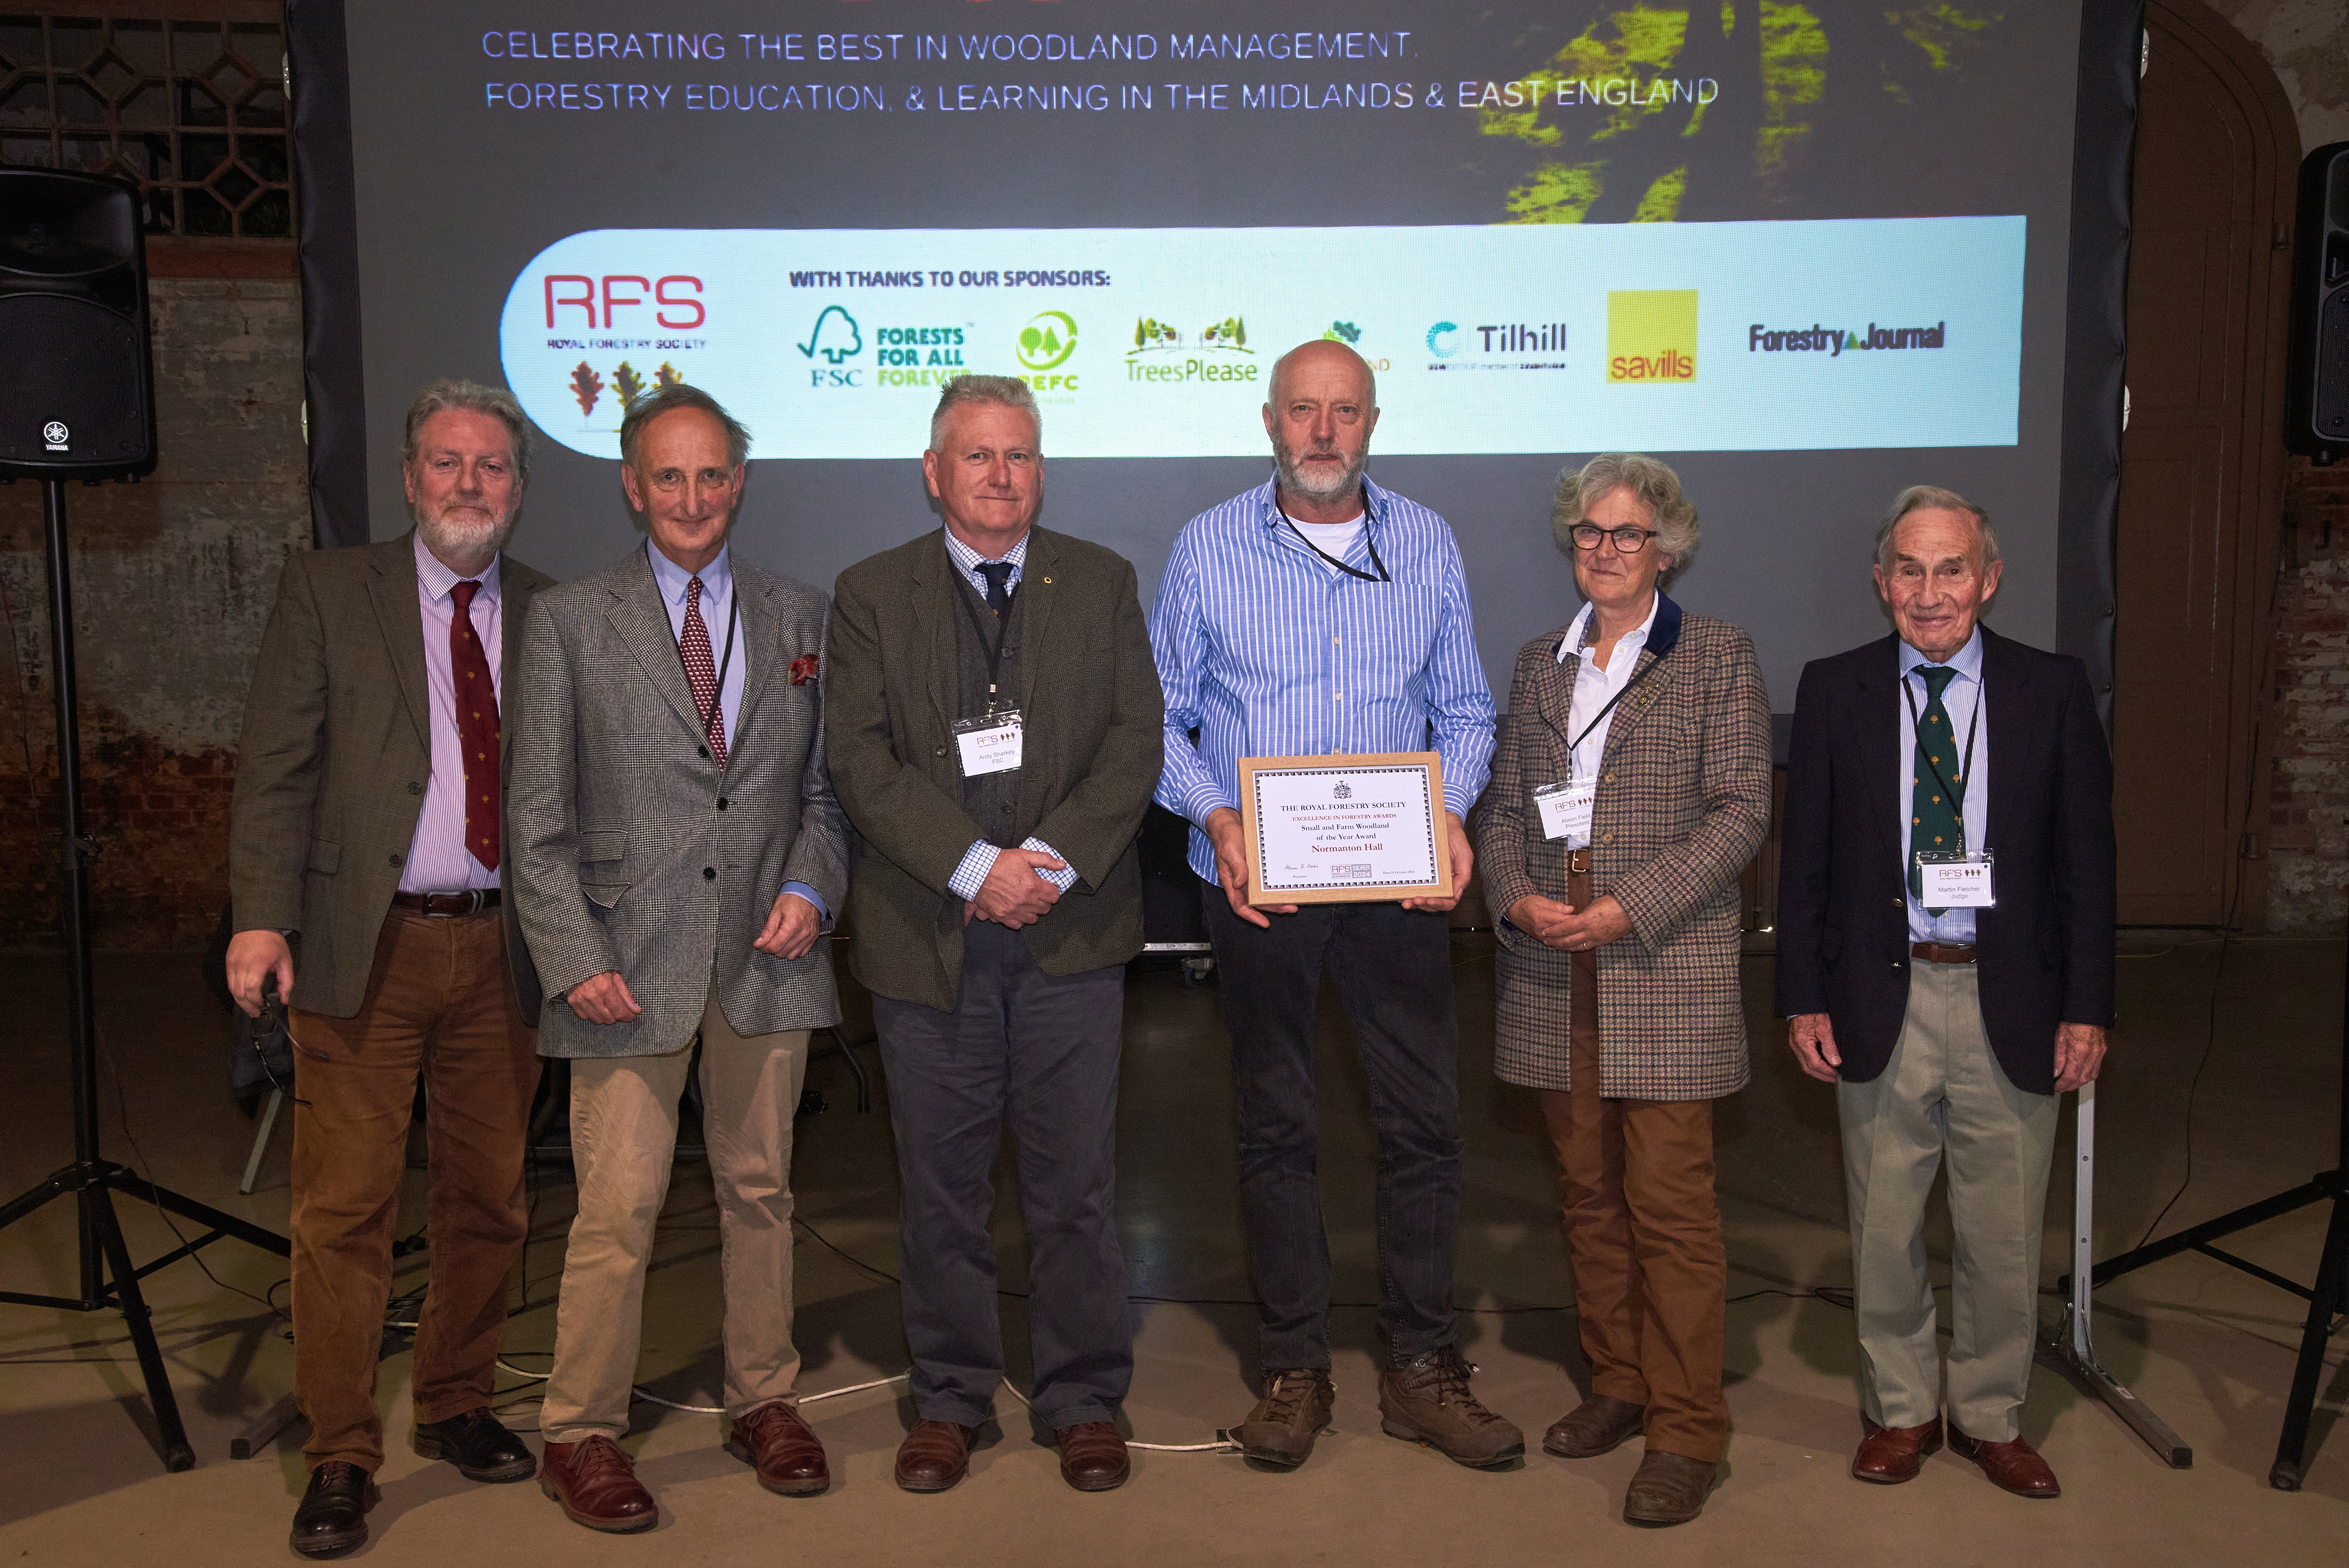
[
  {"xmin": 2080, "ymin": 928, "xmax": 2348, "ymax": 1491},
  {"xmin": 0, "ymin": 479, "xmax": 289, "ymax": 1472}
]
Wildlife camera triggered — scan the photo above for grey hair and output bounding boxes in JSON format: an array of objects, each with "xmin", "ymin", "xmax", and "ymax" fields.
[
  {"xmin": 1267, "ymin": 339, "xmax": 1378, "ymax": 411},
  {"xmin": 928, "ymin": 374, "xmax": 1041, "ymax": 453},
  {"xmin": 1551, "ymin": 453, "xmax": 1700, "ymax": 579},
  {"xmin": 619, "ymin": 382, "xmax": 751, "ymax": 469},
  {"xmin": 402, "ymin": 379, "xmax": 532, "ymax": 485},
  {"xmin": 1874, "ymin": 485, "xmax": 2001, "ymax": 570}
]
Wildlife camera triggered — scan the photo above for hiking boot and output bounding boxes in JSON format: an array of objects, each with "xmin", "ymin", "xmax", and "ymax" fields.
[
  {"xmin": 1378, "ymin": 1346, "xmax": 1525, "ymax": 1468},
  {"xmin": 1232, "ymin": 1368, "xmax": 1336, "ymax": 1468}
]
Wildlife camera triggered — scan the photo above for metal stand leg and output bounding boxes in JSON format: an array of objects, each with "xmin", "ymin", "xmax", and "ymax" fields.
[
  {"xmin": 2269, "ymin": 1177, "xmax": 2349, "ymax": 1491},
  {"xmin": 2051, "ymin": 1083, "xmax": 2193, "ymax": 1466},
  {"xmin": 89, "ymin": 1182, "xmax": 195, "ymax": 1472},
  {"xmin": 239, "ymin": 1089, "xmax": 283, "ymax": 1196}
]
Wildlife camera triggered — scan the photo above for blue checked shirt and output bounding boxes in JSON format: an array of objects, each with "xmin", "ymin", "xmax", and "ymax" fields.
[
  {"xmin": 936, "ymin": 527, "xmax": 1079, "ymax": 901},
  {"xmin": 1150, "ymin": 476, "xmax": 1496, "ymax": 882}
]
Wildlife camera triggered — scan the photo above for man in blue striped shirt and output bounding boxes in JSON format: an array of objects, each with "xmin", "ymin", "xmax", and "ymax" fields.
[{"xmin": 1148, "ymin": 339, "xmax": 1513, "ymax": 1471}]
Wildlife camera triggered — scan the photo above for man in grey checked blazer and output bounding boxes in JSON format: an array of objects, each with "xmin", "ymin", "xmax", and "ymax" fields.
[{"xmin": 510, "ymin": 385, "xmax": 847, "ymax": 1531}]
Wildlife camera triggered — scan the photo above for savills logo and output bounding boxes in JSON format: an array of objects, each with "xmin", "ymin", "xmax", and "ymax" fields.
[{"xmin": 1606, "ymin": 290, "xmax": 1697, "ymax": 383}]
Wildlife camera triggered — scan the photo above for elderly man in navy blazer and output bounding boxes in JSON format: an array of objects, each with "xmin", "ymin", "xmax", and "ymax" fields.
[{"xmin": 1775, "ymin": 486, "xmax": 2113, "ymax": 1501}]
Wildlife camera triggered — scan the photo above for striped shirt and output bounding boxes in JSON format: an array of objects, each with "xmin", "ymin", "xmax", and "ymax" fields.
[{"xmin": 1150, "ymin": 475, "xmax": 1496, "ymax": 881}]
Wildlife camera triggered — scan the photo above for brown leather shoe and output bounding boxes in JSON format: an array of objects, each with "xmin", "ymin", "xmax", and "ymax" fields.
[
  {"xmin": 1233, "ymin": 1368, "xmax": 1336, "ymax": 1468},
  {"xmin": 1851, "ymin": 1416, "xmax": 1943, "ymax": 1484},
  {"xmin": 1622, "ymin": 1450, "xmax": 1717, "ymax": 1526},
  {"xmin": 539, "ymin": 1435, "xmax": 658, "ymax": 1533},
  {"xmin": 1056, "ymin": 1421, "xmax": 1130, "ymax": 1492},
  {"xmin": 895, "ymin": 1420, "xmax": 978, "ymax": 1493},
  {"xmin": 1377, "ymin": 1346, "xmax": 1526, "ymax": 1469},
  {"xmin": 1948, "ymin": 1425, "xmax": 2060, "ymax": 1498},
  {"xmin": 724, "ymin": 1401, "xmax": 830, "ymax": 1497},
  {"xmin": 1543, "ymin": 1394, "xmax": 1647, "ymax": 1459}
]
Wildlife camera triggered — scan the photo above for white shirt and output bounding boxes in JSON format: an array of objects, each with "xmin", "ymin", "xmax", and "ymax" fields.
[
  {"xmin": 645, "ymin": 539, "xmax": 745, "ymax": 743},
  {"xmin": 1897, "ymin": 627, "xmax": 1990, "ymax": 943},
  {"xmin": 1284, "ymin": 510, "xmax": 1367, "ymax": 569},
  {"xmin": 1554, "ymin": 595, "xmax": 1659, "ymax": 850}
]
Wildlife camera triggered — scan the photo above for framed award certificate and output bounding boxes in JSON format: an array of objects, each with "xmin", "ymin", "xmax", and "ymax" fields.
[{"xmin": 1237, "ymin": 752, "xmax": 1451, "ymax": 905}]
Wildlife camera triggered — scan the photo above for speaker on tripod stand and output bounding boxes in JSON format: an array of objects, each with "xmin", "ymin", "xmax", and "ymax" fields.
[{"xmin": 0, "ymin": 166, "xmax": 286, "ymax": 1474}]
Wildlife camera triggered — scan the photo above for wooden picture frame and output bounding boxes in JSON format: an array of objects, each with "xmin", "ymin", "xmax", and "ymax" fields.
[{"xmin": 1237, "ymin": 752, "xmax": 1451, "ymax": 905}]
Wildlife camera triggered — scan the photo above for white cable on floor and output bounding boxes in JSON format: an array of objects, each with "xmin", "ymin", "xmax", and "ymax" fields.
[{"xmin": 492, "ymin": 1362, "xmax": 1234, "ymax": 1449}]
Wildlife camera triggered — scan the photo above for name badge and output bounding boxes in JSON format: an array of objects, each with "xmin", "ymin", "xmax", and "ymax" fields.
[
  {"xmin": 1533, "ymin": 779, "xmax": 1596, "ymax": 841},
  {"xmin": 953, "ymin": 709, "xmax": 1023, "ymax": 777},
  {"xmin": 1917, "ymin": 850, "xmax": 1995, "ymax": 907}
]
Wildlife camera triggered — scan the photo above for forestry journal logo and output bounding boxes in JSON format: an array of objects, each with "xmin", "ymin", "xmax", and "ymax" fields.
[{"xmin": 1606, "ymin": 290, "xmax": 1697, "ymax": 383}]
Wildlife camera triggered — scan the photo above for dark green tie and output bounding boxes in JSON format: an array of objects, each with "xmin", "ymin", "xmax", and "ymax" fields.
[{"xmin": 1909, "ymin": 665, "xmax": 1965, "ymax": 912}]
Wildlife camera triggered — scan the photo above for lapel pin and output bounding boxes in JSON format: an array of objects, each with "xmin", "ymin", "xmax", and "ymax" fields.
[{"xmin": 1041, "ymin": 576, "xmax": 1052, "ymax": 584}]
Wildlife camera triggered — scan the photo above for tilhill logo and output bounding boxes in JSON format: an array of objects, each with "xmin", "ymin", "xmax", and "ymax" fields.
[
  {"xmin": 1424, "ymin": 319, "xmax": 1568, "ymax": 372},
  {"xmin": 1606, "ymin": 290, "xmax": 1697, "ymax": 384},
  {"xmin": 1749, "ymin": 320, "xmax": 1948, "ymax": 356}
]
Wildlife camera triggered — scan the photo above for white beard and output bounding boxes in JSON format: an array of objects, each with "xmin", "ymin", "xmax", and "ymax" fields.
[
  {"xmin": 416, "ymin": 503, "xmax": 516, "ymax": 563},
  {"xmin": 1274, "ymin": 441, "xmax": 1368, "ymax": 506}
]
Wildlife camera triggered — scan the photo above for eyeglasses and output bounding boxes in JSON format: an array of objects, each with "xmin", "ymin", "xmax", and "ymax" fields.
[{"xmin": 1567, "ymin": 523, "xmax": 1657, "ymax": 553}]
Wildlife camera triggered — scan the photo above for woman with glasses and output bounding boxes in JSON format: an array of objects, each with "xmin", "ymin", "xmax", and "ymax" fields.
[{"xmin": 1475, "ymin": 453, "xmax": 1771, "ymax": 1526}]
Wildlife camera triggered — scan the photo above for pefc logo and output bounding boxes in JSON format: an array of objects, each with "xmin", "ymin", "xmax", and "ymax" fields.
[
  {"xmin": 1016, "ymin": 311, "xmax": 1078, "ymax": 372},
  {"xmin": 43, "ymin": 421, "xmax": 69, "ymax": 448}
]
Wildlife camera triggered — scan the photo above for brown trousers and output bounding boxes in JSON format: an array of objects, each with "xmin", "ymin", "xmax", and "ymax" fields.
[
  {"xmin": 1537, "ymin": 864, "xmax": 1729, "ymax": 1462},
  {"xmin": 289, "ymin": 908, "xmax": 539, "ymax": 1472}
]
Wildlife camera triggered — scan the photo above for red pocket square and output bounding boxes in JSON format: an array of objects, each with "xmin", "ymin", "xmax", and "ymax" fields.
[{"xmin": 788, "ymin": 652, "xmax": 820, "ymax": 685}]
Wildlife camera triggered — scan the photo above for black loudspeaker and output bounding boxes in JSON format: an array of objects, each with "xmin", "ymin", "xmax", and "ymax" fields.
[
  {"xmin": 2286, "ymin": 141, "xmax": 2349, "ymax": 460},
  {"xmin": 0, "ymin": 167, "xmax": 157, "ymax": 479}
]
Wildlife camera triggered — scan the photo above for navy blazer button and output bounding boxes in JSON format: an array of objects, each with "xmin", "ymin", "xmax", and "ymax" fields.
[{"xmin": 704, "ymin": 867, "xmax": 716, "ymax": 880}]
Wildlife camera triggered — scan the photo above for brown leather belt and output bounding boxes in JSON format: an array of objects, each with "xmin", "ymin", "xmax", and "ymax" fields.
[
  {"xmin": 392, "ymin": 889, "xmax": 501, "ymax": 917},
  {"xmin": 1910, "ymin": 941, "xmax": 1977, "ymax": 964},
  {"xmin": 1566, "ymin": 848, "xmax": 1594, "ymax": 875}
]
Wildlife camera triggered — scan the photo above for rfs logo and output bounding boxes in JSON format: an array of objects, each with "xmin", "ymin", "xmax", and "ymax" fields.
[
  {"xmin": 1333, "ymin": 782, "xmax": 1353, "ymax": 800},
  {"xmin": 42, "ymin": 421, "xmax": 69, "ymax": 448}
]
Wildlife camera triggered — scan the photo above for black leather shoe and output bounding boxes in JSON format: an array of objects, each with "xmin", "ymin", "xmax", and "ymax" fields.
[
  {"xmin": 290, "ymin": 1461, "xmax": 376, "ymax": 1559},
  {"xmin": 412, "ymin": 1406, "xmax": 538, "ymax": 1482}
]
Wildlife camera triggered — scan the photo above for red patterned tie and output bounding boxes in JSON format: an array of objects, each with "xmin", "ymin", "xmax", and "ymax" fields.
[
  {"xmin": 681, "ymin": 575, "xmax": 728, "ymax": 768},
  {"xmin": 447, "ymin": 579, "xmax": 500, "ymax": 870}
]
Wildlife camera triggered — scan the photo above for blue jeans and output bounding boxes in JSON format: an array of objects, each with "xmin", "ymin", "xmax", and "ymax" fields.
[{"xmin": 1203, "ymin": 881, "xmax": 1464, "ymax": 1370}]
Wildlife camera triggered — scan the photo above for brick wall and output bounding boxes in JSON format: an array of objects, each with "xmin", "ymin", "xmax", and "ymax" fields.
[
  {"xmin": 2268, "ymin": 458, "xmax": 2349, "ymax": 934},
  {"xmin": 0, "ymin": 277, "xmax": 309, "ymax": 948}
]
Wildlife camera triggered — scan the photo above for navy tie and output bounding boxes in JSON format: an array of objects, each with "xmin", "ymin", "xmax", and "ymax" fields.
[{"xmin": 977, "ymin": 560, "xmax": 1014, "ymax": 616}]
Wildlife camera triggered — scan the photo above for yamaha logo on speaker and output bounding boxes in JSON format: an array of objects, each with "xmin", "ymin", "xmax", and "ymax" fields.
[{"xmin": 42, "ymin": 421, "xmax": 68, "ymax": 451}]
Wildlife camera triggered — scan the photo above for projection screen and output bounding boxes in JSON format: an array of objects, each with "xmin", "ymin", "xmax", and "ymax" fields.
[{"xmin": 292, "ymin": 0, "xmax": 2124, "ymax": 715}]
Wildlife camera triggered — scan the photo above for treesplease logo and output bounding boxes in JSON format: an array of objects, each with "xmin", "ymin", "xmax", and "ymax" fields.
[
  {"xmin": 1748, "ymin": 320, "xmax": 1948, "ymax": 357},
  {"xmin": 1126, "ymin": 313, "xmax": 1258, "ymax": 385},
  {"xmin": 1606, "ymin": 290, "xmax": 1697, "ymax": 384}
]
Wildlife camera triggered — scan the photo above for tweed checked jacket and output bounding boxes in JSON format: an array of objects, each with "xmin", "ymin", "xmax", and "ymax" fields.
[
  {"xmin": 1477, "ymin": 594, "xmax": 1772, "ymax": 1099},
  {"xmin": 827, "ymin": 526, "xmax": 1164, "ymax": 1013},
  {"xmin": 509, "ymin": 544, "xmax": 848, "ymax": 1058},
  {"xmin": 230, "ymin": 533, "xmax": 552, "ymax": 1022}
]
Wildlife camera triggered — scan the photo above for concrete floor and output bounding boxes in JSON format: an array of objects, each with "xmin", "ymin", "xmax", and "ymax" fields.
[{"xmin": 0, "ymin": 930, "xmax": 2343, "ymax": 1565}]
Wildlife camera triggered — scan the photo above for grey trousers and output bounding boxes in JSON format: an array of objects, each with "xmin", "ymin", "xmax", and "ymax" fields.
[
  {"xmin": 873, "ymin": 917, "xmax": 1133, "ymax": 1429},
  {"xmin": 1837, "ymin": 959, "xmax": 2057, "ymax": 1440}
]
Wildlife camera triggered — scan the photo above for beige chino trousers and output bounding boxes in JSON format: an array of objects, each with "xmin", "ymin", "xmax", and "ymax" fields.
[
  {"xmin": 540, "ymin": 992, "xmax": 809, "ymax": 1443},
  {"xmin": 1837, "ymin": 958, "xmax": 2057, "ymax": 1440}
]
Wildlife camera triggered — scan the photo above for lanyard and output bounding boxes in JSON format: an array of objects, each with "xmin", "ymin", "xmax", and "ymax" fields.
[
  {"xmin": 1564, "ymin": 628, "xmax": 1663, "ymax": 779},
  {"xmin": 953, "ymin": 574, "xmax": 1015, "ymax": 716},
  {"xmin": 1281, "ymin": 508, "xmax": 1390, "ymax": 583},
  {"xmin": 1901, "ymin": 670, "xmax": 1980, "ymax": 814}
]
